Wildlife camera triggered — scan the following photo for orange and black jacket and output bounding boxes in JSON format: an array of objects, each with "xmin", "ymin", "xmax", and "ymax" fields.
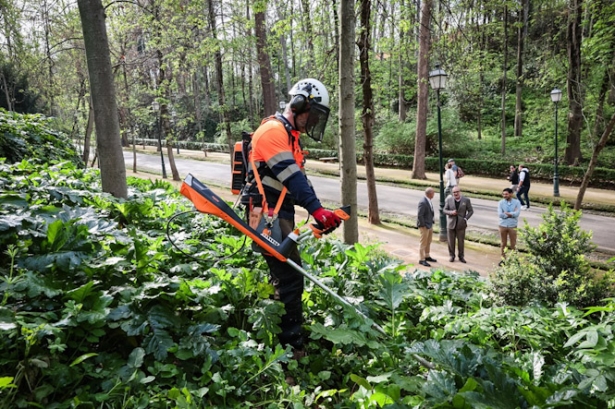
[{"xmin": 249, "ymin": 114, "xmax": 321, "ymax": 219}]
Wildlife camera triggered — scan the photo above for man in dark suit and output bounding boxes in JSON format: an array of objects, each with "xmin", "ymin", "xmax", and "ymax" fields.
[
  {"xmin": 417, "ymin": 187, "xmax": 437, "ymax": 267},
  {"xmin": 443, "ymin": 187, "xmax": 474, "ymax": 263}
]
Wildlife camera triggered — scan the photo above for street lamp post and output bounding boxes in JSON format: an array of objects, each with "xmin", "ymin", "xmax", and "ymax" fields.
[
  {"xmin": 550, "ymin": 88, "xmax": 562, "ymax": 197},
  {"xmin": 152, "ymin": 100, "xmax": 167, "ymax": 179},
  {"xmin": 429, "ymin": 65, "xmax": 448, "ymax": 242}
]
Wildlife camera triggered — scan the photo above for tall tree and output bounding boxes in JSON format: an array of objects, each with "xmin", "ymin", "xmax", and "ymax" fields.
[
  {"xmin": 565, "ymin": 0, "xmax": 583, "ymax": 165},
  {"xmin": 412, "ymin": 0, "xmax": 431, "ymax": 180},
  {"xmin": 77, "ymin": 0, "xmax": 127, "ymax": 198},
  {"xmin": 514, "ymin": 0, "xmax": 529, "ymax": 137},
  {"xmin": 575, "ymin": 111, "xmax": 615, "ymax": 210},
  {"xmin": 339, "ymin": 0, "xmax": 358, "ymax": 244},
  {"xmin": 358, "ymin": 0, "xmax": 380, "ymax": 224},
  {"xmin": 254, "ymin": 1, "xmax": 276, "ymax": 116},
  {"xmin": 501, "ymin": 4, "xmax": 508, "ymax": 155},
  {"xmin": 207, "ymin": 0, "xmax": 233, "ymax": 159}
]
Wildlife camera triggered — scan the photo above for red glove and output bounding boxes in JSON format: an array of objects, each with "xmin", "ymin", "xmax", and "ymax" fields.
[{"xmin": 312, "ymin": 207, "xmax": 342, "ymax": 230}]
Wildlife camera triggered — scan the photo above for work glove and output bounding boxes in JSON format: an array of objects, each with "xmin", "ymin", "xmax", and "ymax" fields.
[{"xmin": 311, "ymin": 207, "xmax": 342, "ymax": 231}]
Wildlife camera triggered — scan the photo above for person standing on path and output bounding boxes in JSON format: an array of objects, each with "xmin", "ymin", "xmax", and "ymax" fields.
[
  {"xmin": 448, "ymin": 158, "xmax": 460, "ymax": 186},
  {"xmin": 444, "ymin": 162, "xmax": 457, "ymax": 198},
  {"xmin": 443, "ymin": 187, "xmax": 474, "ymax": 263},
  {"xmin": 417, "ymin": 187, "xmax": 437, "ymax": 267},
  {"xmin": 497, "ymin": 188, "xmax": 521, "ymax": 265},
  {"xmin": 507, "ymin": 165, "xmax": 519, "ymax": 193},
  {"xmin": 516, "ymin": 164, "xmax": 531, "ymax": 210}
]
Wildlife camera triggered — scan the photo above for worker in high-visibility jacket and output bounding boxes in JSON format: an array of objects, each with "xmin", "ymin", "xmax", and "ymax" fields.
[{"xmin": 248, "ymin": 78, "xmax": 341, "ymax": 352}]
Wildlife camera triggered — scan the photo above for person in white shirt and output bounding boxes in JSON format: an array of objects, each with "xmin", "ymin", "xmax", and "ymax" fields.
[{"xmin": 444, "ymin": 162, "xmax": 457, "ymax": 198}]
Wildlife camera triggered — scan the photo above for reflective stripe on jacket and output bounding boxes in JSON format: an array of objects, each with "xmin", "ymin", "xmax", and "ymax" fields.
[{"xmin": 250, "ymin": 117, "xmax": 321, "ymax": 218}]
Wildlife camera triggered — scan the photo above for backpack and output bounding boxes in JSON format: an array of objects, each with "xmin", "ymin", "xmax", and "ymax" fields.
[
  {"xmin": 230, "ymin": 131, "xmax": 252, "ymax": 195},
  {"xmin": 456, "ymin": 167, "xmax": 465, "ymax": 178}
]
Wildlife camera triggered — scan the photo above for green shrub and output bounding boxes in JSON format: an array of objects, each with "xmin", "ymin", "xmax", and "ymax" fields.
[
  {"xmin": 490, "ymin": 203, "xmax": 615, "ymax": 307},
  {"xmin": 0, "ymin": 109, "xmax": 82, "ymax": 166},
  {"xmin": 375, "ymin": 121, "xmax": 416, "ymax": 155}
]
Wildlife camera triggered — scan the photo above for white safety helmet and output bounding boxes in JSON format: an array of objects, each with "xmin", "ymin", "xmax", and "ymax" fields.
[{"xmin": 288, "ymin": 78, "xmax": 330, "ymax": 142}]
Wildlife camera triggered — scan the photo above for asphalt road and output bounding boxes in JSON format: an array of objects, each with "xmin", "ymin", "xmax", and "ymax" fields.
[{"xmin": 125, "ymin": 151, "xmax": 615, "ymax": 254}]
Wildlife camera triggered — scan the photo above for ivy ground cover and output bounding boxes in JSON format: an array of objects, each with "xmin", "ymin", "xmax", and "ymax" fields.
[{"xmin": 1, "ymin": 161, "xmax": 615, "ymax": 408}]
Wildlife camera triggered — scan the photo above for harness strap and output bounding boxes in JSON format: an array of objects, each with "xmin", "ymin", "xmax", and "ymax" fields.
[{"xmin": 249, "ymin": 127, "xmax": 287, "ymax": 222}]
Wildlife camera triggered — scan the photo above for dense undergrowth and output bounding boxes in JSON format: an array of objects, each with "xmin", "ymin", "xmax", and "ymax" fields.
[{"xmin": 1, "ymin": 160, "xmax": 615, "ymax": 408}]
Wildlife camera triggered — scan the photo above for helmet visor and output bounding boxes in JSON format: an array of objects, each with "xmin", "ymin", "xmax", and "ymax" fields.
[{"xmin": 305, "ymin": 103, "xmax": 330, "ymax": 142}]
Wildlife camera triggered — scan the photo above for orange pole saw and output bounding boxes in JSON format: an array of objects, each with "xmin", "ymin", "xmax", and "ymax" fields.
[{"xmin": 179, "ymin": 173, "xmax": 386, "ymax": 336}]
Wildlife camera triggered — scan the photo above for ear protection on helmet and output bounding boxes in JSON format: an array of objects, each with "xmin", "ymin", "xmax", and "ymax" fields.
[{"xmin": 289, "ymin": 84, "xmax": 313, "ymax": 114}]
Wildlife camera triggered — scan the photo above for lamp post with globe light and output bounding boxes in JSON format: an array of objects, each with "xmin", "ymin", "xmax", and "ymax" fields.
[{"xmin": 428, "ymin": 65, "xmax": 448, "ymax": 242}]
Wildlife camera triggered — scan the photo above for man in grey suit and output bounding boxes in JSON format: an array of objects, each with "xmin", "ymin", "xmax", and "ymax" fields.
[
  {"xmin": 417, "ymin": 187, "xmax": 437, "ymax": 267},
  {"xmin": 443, "ymin": 187, "xmax": 474, "ymax": 263}
]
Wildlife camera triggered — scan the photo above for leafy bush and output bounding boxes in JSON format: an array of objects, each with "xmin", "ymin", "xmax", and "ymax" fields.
[
  {"xmin": 0, "ymin": 109, "xmax": 82, "ymax": 166},
  {"xmin": 2, "ymin": 161, "xmax": 615, "ymax": 407},
  {"xmin": 375, "ymin": 121, "xmax": 416, "ymax": 154},
  {"xmin": 490, "ymin": 203, "xmax": 615, "ymax": 307}
]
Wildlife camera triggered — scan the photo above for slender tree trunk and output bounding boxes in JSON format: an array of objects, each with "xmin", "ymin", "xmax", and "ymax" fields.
[
  {"xmin": 358, "ymin": 0, "xmax": 380, "ymax": 225},
  {"xmin": 1, "ymin": 71, "xmax": 14, "ymax": 111},
  {"xmin": 565, "ymin": 0, "xmax": 584, "ymax": 165},
  {"xmin": 575, "ymin": 111, "xmax": 615, "ymax": 210},
  {"xmin": 207, "ymin": 0, "xmax": 233, "ymax": 159},
  {"xmin": 277, "ymin": 7, "xmax": 292, "ymax": 92},
  {"xmin": 412, "ymin": 0, "xmax": 431, "ymax": 180},
  {"xmin": 501, "ymin": 5, "xmax": 508, "ymax": 155},
  {"xmin": 514, "ymin": 0, "xmax": 528, "ymax": 137},
  {"xmin": 398, "ymin": 0, "xmax": 408, "ymax": 122},
  {"xmin": 44, "ymin": 0, "xmax": 55, "ymax": 116},
  {"xmin": 77, "ymin": 0, "xmax": 127, "ymax": 198},
  {"xmin": 254, "ymin": 3, "xmax": 277, "ymax": 116},
  {"xmin": 339, "ymin": 0, "xmax": 358, "ymax": 244},
  {"xmin": 83, "ymin": 101, "xmax": 94, "ymax": 164},
  {"xmin": 301, "ymin": 0, "xmax": 315, "ymax": 73},
  {"xmin": 193, "ymin": 72, "xmax": 203, "ymax": 135}
]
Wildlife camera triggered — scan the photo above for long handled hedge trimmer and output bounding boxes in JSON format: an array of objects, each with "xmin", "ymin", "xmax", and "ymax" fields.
[
  {"xmin": 179, "ymin": 174, "xmax": 434, "ymax": 369},
  {"xmin": 180, "ymin": 173, "xmax": 385, "ymax": 335}
]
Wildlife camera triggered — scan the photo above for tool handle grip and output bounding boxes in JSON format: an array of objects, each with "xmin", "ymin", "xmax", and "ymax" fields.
[{"xmin": 309, "ymin": 205, "xmax": 351, "ymax": 238}]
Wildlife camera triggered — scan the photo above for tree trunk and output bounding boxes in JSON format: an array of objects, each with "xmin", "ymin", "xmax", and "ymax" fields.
[
  {"xmin": 397, "ymin": 0, "xmax": 408, "ymax": 122},
  {"xmin": 339, "ymin": 0, "xmax": 358, "ymax": 244},
  {"xmin": 575, "ymin": 111, "xmax": 615, "ymax": 210},
  {"xmin": 565, "ymin": 0, "xmax": 583, "ymax": 165},
  {"xmin": 77, "ymin": 0, "xmax": 127, "ymax": 198},
  {"xmin": 83, "ymin": 101, "xmax": 94, "ymax": 164},
  {"xmin": 501, "ymin": 5, "xmax": 508, "ymax": 155},
  {"xmin": 254, "ymin": 4, "xmax": 277, "ymax": 116},
  {"xmin": 300, "ymin": 0, "xmax": 315, "ymax": 73},
  {"xmin": 193, "ymin": 72, "xmax": 203, "ymax": 135},
  {"xmin": 207, "ymin": 0, "xmax": 233, "ymax": 159},
  {"xmin": 592, "ymin": 69, "xmax": 610, "ymax": 139},
  {"xmin": 412, "ymin": 0, "xmax": 431, "ymax": 180},
  {"xmin": 358, "ymin": 0, "xmax": 380, "ymax": 225},
  {"xmin": 514, "ymin": 0, "xmax": 528, "ymax": 137}
]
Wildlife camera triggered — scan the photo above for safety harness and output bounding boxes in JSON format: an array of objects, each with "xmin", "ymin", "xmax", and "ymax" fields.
[{"xmin": 243, "ymin": 113, "xmax": 306, "ymax": 237}]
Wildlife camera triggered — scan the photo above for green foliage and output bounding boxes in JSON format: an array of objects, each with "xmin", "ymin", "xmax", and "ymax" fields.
[
  {"xmin": 2, "ymin": 161, "xmax": 615, "ymax": 407},
  {"xmin": 0, "ymin": 109, "xmax": 82, "ymax": 166},
  {"xmin": 375, "ymin": 121, "xmax": 416, "ymax": 154},
  {"xmin": 490, "ymin": 203, "xmax": 615, "ymax": 307},
  {"xmin": 0, "ymin": 62, "xmax": 40, "ymax": 113}
]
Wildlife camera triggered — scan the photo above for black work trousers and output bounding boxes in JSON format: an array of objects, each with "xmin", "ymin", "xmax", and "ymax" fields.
[{"xmin": 263, "ymin": 217, "xmax": 304, "ymax": 349}]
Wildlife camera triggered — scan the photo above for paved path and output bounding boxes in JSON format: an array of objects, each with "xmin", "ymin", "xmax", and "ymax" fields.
[{"xmin": 123, "ymin": 147, "xmax": 615, "ymax": 276}]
